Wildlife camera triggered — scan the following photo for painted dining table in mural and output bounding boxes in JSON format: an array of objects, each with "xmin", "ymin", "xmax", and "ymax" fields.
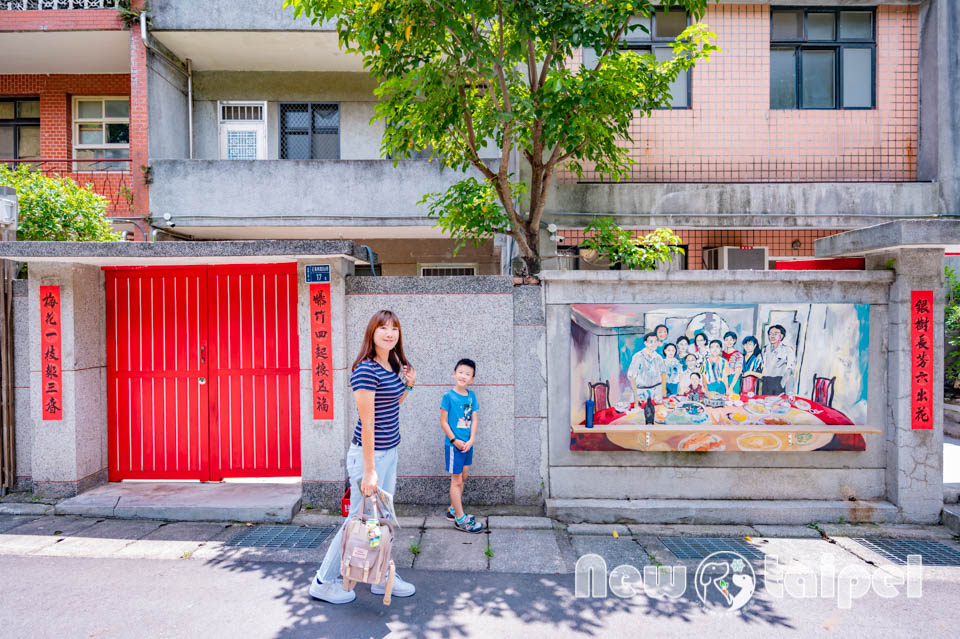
[{"xmin": 570, "ymin": 303, "xmax": 881, "ymax": 452}]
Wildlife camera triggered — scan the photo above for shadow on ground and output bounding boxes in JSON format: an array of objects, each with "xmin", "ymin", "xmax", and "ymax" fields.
[{"xmin": 204, "ymin": 555, "xmax": 794, "ymax": 639}]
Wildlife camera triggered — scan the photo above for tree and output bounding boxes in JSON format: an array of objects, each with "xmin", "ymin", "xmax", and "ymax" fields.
[
  {"xmin": 0, "ymin": 164, "xmax": 123, "ymax": 241},
  {"xmin": 285, "ymin": 0, "xmax": 718, "ymax": 273},
  {"xmin": 579, "ymin": 218, "xmax": 683, "ymax": 270}
]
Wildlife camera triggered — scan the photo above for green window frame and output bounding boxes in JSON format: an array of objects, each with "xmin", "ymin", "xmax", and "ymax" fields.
[{"xmin": 770, "ymin": 7, "xmax": 876, "ymax": 110}]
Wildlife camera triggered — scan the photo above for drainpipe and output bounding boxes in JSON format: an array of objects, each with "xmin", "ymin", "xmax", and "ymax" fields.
[
  {"xmin": 186, "ymin": 58, "xmax": 194, "ymax": 159},
  {"xmin": 359, "ymin": 244, "xmax": 378, "ymax": 276}
]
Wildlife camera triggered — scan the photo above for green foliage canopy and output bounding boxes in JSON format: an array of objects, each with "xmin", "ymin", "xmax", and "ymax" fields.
[
  {"xmin": 285, "ymin": 0, "xmax": 718, "ymax": 272},
  {"xmin": 0, "ymin": 164, "xmax": 123, "ymax": 242},
  {"xmin": 579, "ymin": 217, "xmax": 684, "ymax": 270}
]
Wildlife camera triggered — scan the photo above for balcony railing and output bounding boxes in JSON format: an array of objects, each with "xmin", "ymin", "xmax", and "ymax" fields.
[
  {"xmin": 0, "ymin": 1, "xmax": 118, "ymax": 9},
  {"xmin": 1, "ymin": 158, "xmax": 132, "ymax": 214}
]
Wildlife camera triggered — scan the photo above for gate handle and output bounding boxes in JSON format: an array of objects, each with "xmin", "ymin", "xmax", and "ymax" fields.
[{"xmin": 200, "ymin": 345, "xmax": 206, "ymax": 363}]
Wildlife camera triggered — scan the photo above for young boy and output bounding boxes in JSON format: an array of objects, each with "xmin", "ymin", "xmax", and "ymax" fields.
[{"xmin": 440, "ymin": 358, "xmax": 484, "ymax": 533}]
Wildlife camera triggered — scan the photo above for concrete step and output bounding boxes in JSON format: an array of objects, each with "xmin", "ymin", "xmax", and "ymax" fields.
[
  {"xmin": 55, "ymin": 482, "xmax": 301, "ymax": 523},
  {"xmin": 943, "ymin": 505, "xmax": 960, "ymax": 535},
  {"xmin": 545, "ymin": 498, "xmax": 899, "ymax": 525}
]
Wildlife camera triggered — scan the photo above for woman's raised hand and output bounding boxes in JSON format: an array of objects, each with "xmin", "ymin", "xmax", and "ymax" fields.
[{"xmin": 402, "ymin": 365, "xmax": 417, "ymax": 388}]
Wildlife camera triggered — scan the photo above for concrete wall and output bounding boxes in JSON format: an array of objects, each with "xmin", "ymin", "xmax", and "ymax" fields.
[
  {"xmin": 935, "ymin": 0, "xmax": 960, "ymax": 214},
  {"xmin": 541, "ymin": 182, "xmax": 940, "ymax": 230},
  {"xmin": 147, "ymin": 50, "xmax": 189, "ymax": 160},
  {"xmin": 151, "ymin": 0, "xmax": 335, "ymax": 31},
  {"xmin": 149, "ymin": 158, "xmax": 500, "ymax": 228},
  {"xmin": 337, "ymin": 276, "xmax": 527, "ymax": 506},
  {"xmin": 539, "ymin": 266, "xmax": 944, "ymax": 523},
  {"xmin": 188, "ymin": 71, "xmax": 386, "ymax": 162}
]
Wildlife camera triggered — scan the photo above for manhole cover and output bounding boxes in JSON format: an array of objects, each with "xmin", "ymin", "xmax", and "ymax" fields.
[
  {"xmin": 852, "ymin": 538, "xmax": 960, "ymax": 566},
  {"xmin": 659, "ymin": 537, "xmax": 765, "ymax": 560},
  {"xmin": 225, "ymin": 525, "xmax": 336, "ymax": 549}
]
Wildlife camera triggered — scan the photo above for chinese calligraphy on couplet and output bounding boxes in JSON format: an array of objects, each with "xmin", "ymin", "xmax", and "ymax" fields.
[
  {"xmin": 309, "ymin": 283, "xmax": 334, "ymax": 420},
  {"xmin": 910, "ymin": 290, "xmax": 934, "ymax": 430},
  {"xmin": 40, "ymin": 286, "xmax": 62, "ymax": 421}
]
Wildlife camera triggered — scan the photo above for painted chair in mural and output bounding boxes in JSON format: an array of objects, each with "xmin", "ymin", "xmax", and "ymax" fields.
[
  {"xmin": 811, "ymin": 374, "xmax": 837, "ymax": 408},
  {"xmin": 588, "ymin": 381, "xmax": 610, "ymax": 414}
]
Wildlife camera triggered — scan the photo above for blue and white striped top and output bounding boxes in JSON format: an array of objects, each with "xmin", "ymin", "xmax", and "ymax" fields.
[{"xmin": 350, "ymin": 359, "xmax": 406, "ymax": 450}]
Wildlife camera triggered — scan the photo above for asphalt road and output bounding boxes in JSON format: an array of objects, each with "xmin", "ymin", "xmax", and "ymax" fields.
[{"xmin": 0, "ymin": 555, "xmax": 957, "ymax": 639}]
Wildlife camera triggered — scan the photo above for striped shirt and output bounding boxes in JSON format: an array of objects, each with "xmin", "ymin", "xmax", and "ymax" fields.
[{"xmin": 350, "ymin": 359, "xmax": 405, "ymax": 450}]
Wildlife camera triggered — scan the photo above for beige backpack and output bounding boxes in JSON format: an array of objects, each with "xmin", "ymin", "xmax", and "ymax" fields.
[{"xmin": 340, "ymin": 489, "xmax": 398, "ymax": 605}]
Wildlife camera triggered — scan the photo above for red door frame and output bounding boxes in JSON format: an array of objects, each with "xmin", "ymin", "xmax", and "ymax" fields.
[{"xmin": 105, "ymin": 263, "xmax": 301, "ymax": 482}]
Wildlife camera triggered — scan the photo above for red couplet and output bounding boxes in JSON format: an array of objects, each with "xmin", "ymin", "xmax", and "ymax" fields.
[
  {"xmin": 309, "ymin": 283, "xmax": 334, "ymax": 420},
  {"xmin": 910, "ymin": 290, "xmax": 934, "ymax": 430},
  {"xmin": 39, "ymin": 286, "xmax": 63, "ymax": 421}
]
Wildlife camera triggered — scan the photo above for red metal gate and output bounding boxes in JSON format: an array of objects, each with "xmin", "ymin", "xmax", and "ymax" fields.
[
  {"xmin": 106, "ymin": 264, "xmax": 300, "ymax": 481},
  {"xmin": 207, "ymin": 265, "xmax": 301, "ymax": 480}
]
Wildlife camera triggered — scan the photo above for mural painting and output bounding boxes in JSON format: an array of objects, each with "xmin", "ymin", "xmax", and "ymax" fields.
[{"xmin": 570, "ymin": 304, "xmax": 879, "ymax": 452}]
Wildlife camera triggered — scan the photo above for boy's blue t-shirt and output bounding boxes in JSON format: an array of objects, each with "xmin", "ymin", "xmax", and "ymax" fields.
[{"xmin": 441, "ymin": 389, "xmax": 478, "ymax": 447}]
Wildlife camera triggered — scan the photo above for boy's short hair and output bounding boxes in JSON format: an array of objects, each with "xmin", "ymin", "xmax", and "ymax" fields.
[{"xmin": 454, "ymin": 358, "xmax": 476, "ymax": 375}]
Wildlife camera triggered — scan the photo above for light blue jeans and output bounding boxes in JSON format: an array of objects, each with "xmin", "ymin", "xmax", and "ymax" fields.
[{"xmin": 315, "ymin": 443, "xmax": 398, "ymax": 584}]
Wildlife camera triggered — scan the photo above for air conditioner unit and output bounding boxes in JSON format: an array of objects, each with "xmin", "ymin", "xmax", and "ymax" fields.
[{"xmin": 703, "ymin": 246, "xmax": 769, "ymax": 270}]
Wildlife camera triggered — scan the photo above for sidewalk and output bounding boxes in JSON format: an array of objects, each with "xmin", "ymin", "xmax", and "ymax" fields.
[{"xmin": 2, "ymin": 505, "xmax": 959, "ymax": 578}]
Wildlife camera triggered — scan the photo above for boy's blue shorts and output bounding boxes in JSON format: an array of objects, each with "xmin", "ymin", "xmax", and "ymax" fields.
[{"xmin": 444, "ymin": 445, "xmax": 473, "ymax": 475}]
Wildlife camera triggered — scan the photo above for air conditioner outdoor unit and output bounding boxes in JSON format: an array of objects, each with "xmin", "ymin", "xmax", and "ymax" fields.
[{"xmin": 703, "ymin": 246, "xmax": 769, "ymax": 270}]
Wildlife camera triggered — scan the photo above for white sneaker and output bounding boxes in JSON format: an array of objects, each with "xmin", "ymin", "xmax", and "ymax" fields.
[
  {"xmin": 371, "ymin": 572, "xmax": 416, "ymax": 597},
  {"xmin": 309, "ymin": 577, "xmax": 356, "ymax": 604}
]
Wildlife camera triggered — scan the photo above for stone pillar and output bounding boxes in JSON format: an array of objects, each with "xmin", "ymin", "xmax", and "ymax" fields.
[
  {"xmin": 513, "ymin": 284, "xmax": 548, "ymax": 504},
  {"xmin": 298, "ymin": 257, "xmax": 354, "ymax": 509},
  {"xmin": 871, "ymin": 248, "xmax": 945, "ymax": 523},
  {"xmin": 28, "ymin": 263, "xmax": 107, "ymax": 498}
]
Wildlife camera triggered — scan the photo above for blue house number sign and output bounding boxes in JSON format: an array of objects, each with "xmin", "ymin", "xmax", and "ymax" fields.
[{"xmin": 304, "ymin": 264, "xmax": 331, "ymax": 283}]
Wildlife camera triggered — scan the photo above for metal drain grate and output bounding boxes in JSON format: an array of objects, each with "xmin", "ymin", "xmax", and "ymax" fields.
[
  {"xmin": 225, "ymin": 525, "xmax": 336, "ymax": 549},
  {"xmin": 852, "ymin": 539, "xmax": 960, "ymax": 566},
  {"xmin": 659, "ymin": 537, "xmax": 765, "ymax": 560}
]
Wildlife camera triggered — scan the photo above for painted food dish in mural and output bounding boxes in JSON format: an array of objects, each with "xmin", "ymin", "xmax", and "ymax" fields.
[
  {"xmin": 679, "ymin": 433, "xmax": 726, "ymax": 452},
  {"xmin": 736, "ymin": 433, "xmax": 782, "ymax": 451}
]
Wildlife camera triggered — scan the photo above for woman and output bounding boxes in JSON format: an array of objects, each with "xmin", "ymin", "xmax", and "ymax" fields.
[
  {"xmin": 662, "ymin": 342, "xmax": 683, "ymax": 397},
  {"xmin": 740, "ymin": 335, "xmax": 763, "ymax": 395},
  {"xmin": 692, "ymin": 331, "xmax": 709, "ymax": 370},
  {"xmin": 311, "ymin": 310, "xmax": 418, "ymax": 604},
  {"xmin": 722, "ymin": 331, "xmax": 743, "ymax": 394},
  {"xmin": 701, "ymin": 339, "xmax": 733, "ymax": 395}
]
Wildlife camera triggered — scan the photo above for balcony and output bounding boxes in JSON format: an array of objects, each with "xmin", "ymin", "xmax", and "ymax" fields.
[
  {"xmin": 2, "ymin": 158, "xmax": 133, "ymax": 215},
  {"xmin": 149, "ymin": 158, "xmax": 499, "ymax": 240}
]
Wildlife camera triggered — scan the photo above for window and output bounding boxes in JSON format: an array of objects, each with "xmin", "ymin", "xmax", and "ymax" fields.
[
  {"xmin": 770, "ymin": 8, "xmax": 875, "ymax": 110},
  {"xmin": 73, "ymin": 97, "xmax": 130, "ymax": 170},
  {"xmin": 582, "ymin": 9, "xmax": 691, "ymax": 108},
  {"xmin": 279, "ymin": 103, "xmax": 339, "ymax": 160},
  {"xmin": 418, "ymin": 263, "xmax": 478, "ymax": 276},
  {"xmin": 218, "ymin": 101, "xmax": 267, "ymax": 160},
  {"xmin": 0, "ymin": 99, "xmax": 40, "ymax": 162}
]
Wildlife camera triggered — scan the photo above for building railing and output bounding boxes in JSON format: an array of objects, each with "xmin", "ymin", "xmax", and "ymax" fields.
[
  {"xmin": 1, "ymin": 159, "xmax": 132, "ymax": 214},
  {"xmin": 0, "ymin": 0, "xmax": 118, "ymax": 9}
]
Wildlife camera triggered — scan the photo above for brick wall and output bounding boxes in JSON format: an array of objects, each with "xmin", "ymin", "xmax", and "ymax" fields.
[
  {"xmin": 0, "ymin": 9, "xmax": 122, "ymax": 32},
  {"xmin": 560, "ymin": 227, "xmax": 846, "ymax": 270},
  {"xmin": 562, "ymin": 4, "xmax": 919, "ymax": 184}
]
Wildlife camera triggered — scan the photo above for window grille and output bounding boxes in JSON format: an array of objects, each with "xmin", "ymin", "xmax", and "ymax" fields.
[
  {"xmin": 418, "ymin": 264, "xmax": 478, "ymax": 277},
  {"xmin": 279, "ymin": 103, "xmax": 339, "ymax": 160},
  {"xmin": 221, "ymin": 104, "xmax": 264, "ymax": 122}
]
